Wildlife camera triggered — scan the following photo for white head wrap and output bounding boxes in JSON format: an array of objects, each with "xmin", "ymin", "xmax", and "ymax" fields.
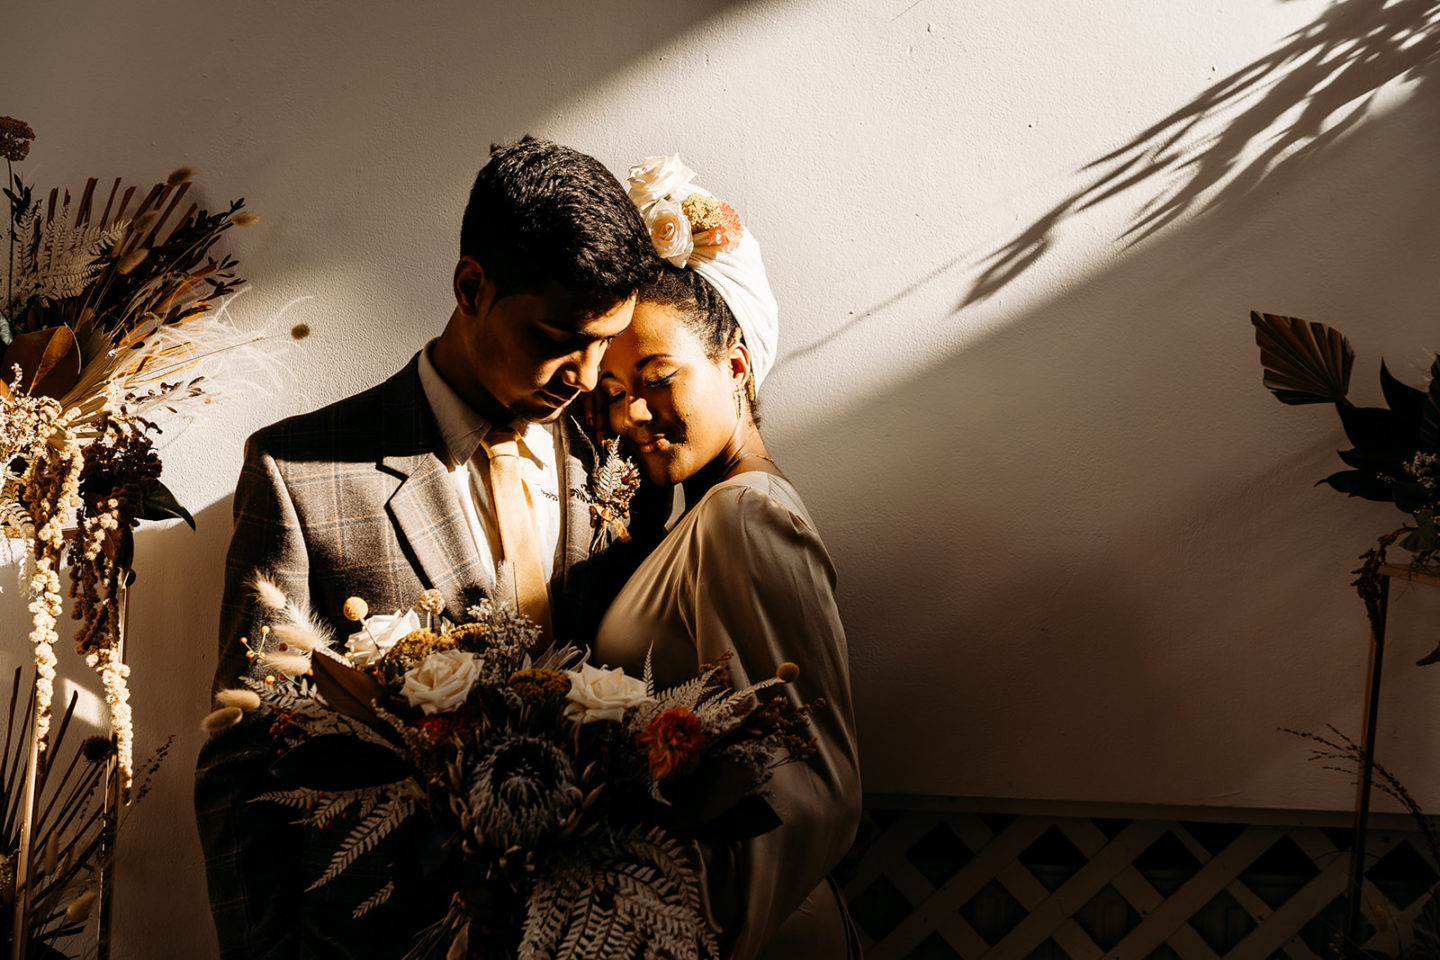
[{"xmin": 625, "ymin": 154, "xmax": 780, "ymax": 388}]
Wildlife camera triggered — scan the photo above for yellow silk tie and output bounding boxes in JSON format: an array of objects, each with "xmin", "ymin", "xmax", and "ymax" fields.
[{"xmin": 480, "ymin": 427, "xmax": 553, "ymax": 643}]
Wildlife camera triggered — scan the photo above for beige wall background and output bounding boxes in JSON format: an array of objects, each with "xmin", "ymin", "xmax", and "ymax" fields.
[{"xmin": 6, "ymin": 0, "xmax": 1440, "ymax": 955}]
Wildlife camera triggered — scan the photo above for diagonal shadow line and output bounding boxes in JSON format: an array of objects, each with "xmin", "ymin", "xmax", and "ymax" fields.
[{"xmin": 963, "ymin": 0, "xmax": 1440, "ymax": 308}]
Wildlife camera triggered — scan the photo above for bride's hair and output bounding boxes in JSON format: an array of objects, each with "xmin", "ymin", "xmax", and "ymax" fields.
[{"xmin": 639, "ymin": 264, "xmax": 761, "ymax": 421}]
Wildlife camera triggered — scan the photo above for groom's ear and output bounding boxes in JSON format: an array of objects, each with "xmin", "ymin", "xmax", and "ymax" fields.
[{"xmin": 453, "ymin": 257, "xmax": 495, "ymax": 316}]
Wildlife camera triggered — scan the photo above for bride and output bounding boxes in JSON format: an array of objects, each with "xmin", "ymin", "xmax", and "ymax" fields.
[{"xmin": 593, "ymin": 156, "xmax": 862, "ymax": 959}]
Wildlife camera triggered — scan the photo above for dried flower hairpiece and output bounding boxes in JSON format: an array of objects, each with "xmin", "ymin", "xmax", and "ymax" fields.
[{"xmin": 626, "ymin": 154, "xmax": 744, "ymax": 268}]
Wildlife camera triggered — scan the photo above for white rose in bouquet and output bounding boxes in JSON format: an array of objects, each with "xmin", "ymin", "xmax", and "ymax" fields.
[
  {"xmin": 345, "ymin": 609, "xmax": 422, "ymax": 666},
  {"xmin": 627, "ymin": 154, "xmax": 696, "ymax": 212},
  {"xmin": 564, "ymin": 663, "xmax": 652, "ymax": 724},
  {"xmin": 646, "ymin": 200, "xmax": 695, "ymax": 268},
  {"xmin": 401, "ymin": 649, "xmax": 482, "ymax": 715}
]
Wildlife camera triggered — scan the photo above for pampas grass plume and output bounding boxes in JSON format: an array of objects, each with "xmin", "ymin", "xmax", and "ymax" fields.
[
  {"xmin": 233, "ymin": 212, "xmax": 259, "ymax": 226},
  {"xmin": 65, "ymin": 890, "xmax": 98, "ymax": 922},
  {"xmin": 250, "ymin": 575, "xmax": 288, "ymax": 610},
  {"xmin": 264, "ymin": 650, "xmax": 312, "ymax": 678},
  {"xmin": 116, "ymin": 248, "xmax": 148, "ymax": 275},
  {"xmin": 130, "ymin": 210, "xmax": 161, "ymax": 235},
  {"xmin": 166, "ymin": 166, "xmax": 194, "ymax": 186},
  {"xmin": 272, "ymin": 622, "xmax": 322, "ymax": 652},
  {"xmin": 215, "ymin": 688, "xmax": 261, "ymax": 711},
  {"xmin": 202, "ymin": 706, "xmax": 244, "ymax": 733}
]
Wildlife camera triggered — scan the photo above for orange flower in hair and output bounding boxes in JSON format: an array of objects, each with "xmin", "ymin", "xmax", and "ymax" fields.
[{"xmin": 636, "ymin": 707, "xmax": 706, "ymax": 780}]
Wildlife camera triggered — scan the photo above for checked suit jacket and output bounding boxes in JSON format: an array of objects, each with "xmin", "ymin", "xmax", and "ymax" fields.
[{"xmin": 195, "ymin": 354, "xmax": 636, "ymax": 960}]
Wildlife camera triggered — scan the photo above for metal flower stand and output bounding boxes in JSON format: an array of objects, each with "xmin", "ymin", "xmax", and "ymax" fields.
[{"xmin": 1344, "ymin": 563, "xmax": 1440, "ymax": 945}]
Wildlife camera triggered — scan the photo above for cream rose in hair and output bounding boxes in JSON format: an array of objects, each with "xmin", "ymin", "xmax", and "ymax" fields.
[
  {"xmin": 346, "ymin": 609, "xmax": 421, "ymax": 666},
  {"xmin": 564, "ymin": 663, "xmax": 653, "ymax": 723},
  {"xmin": 626, "ymin": 154, "xmax": 696, "ymax": 212},
  {"xmin": 401, "ymin": 650, "xmax": 482, "ymax": 715},
  {"xmin": 645, "ymin": 199, "xmax": 695, "ymax": 268}
]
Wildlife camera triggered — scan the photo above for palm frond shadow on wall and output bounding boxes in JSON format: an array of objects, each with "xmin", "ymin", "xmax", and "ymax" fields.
[{"xmin": 964, "ymin": 0, "xmax": 1440, "ymax": 307}]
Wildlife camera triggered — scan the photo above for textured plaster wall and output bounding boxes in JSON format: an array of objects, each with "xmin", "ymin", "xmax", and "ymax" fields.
[{"xmin": 7, "ymin": 0, "xmax": 1440, "ymax": 955}]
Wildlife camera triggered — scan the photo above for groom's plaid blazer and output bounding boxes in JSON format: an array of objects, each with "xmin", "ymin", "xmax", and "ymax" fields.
[{"xmin": 195, "ymin": 355, "xmax": 634, "ymax": 960}]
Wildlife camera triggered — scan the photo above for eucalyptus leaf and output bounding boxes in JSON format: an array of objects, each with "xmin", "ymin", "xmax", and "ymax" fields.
[
  {"xmin": 142, "ymin": 480, "xmax": 195, "ymax": 528},
  {"xmin": 1401, "ymin": 511, "xmax": 1437, "ymax": 553}
]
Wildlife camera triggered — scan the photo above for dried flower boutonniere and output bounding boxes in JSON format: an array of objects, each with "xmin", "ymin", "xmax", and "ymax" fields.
[{"xmin": 586, "ymin": 437, "xmax": 641, "ymax": 551}]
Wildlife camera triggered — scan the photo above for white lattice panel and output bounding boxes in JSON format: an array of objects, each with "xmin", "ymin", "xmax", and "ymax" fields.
[{"xmin": 845, "ymin": 807, "xmax": 1439, "ymax": 960}]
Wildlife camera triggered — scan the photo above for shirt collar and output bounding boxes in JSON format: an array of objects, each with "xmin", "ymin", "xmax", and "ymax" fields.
[{"xmin": 418, "ymin": 340, "xmax": 552, "ymax": 469}]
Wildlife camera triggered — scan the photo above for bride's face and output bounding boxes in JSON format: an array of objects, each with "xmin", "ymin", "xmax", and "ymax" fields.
[{"xmin": 599, "ymin": 301, "xmax": 746, "ymax": 486}]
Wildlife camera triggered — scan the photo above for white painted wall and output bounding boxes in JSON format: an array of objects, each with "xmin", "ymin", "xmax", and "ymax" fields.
[{"xmin": 8, "ymin": 0, "xmax": 1440, "ymax": 954}]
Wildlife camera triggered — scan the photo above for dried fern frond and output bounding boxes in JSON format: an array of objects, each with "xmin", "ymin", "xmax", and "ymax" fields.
[{"xmin": 307, "ymin": 792, "xmax": 418, "ymax": 890}]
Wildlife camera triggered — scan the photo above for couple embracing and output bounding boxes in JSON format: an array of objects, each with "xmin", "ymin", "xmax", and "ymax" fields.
[{"xmin": 195, "ymin": 137, "xmax": 861, "ymax": 960}]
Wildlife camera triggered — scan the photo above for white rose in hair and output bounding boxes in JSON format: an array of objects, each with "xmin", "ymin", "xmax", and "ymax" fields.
[
  {"xmin": 646, "ymin": 200, "xmax": 695, "ymax": 268},
  {"xmin": 627, "ymin": 154, "xmax": 696, "ymax": 211},
  {"xmin": 346, "ymin": 609, "xmax": 421, "ymax": 666},
  {"xmin": 564, "ymin": 663, "xmax": 652, "ymax": 724},
  {"xmin": 401, "ymin": 650, "xmax": 482, "ymax": 714}
]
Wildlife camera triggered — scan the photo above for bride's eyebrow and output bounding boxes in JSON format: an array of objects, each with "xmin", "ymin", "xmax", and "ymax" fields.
[{"xmin": 635, "ymin": 353, "xmax": 672, "ymax": 370}]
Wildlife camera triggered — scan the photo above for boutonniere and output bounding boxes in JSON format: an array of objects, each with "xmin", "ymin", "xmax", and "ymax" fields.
[{"xmin": 587, "ymin": 438, "xmax": 641, "ymax": 550}]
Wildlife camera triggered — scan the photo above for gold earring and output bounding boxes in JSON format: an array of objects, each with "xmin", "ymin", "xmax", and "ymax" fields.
[{"xmin": 734, "ymin": 384, "xmax": 743, "ymax": 420}]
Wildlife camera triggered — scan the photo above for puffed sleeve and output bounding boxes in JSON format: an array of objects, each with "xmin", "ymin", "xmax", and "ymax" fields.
[{"xmin": 681, "ymin": 481, "xmax": 862, "ymax": 960}]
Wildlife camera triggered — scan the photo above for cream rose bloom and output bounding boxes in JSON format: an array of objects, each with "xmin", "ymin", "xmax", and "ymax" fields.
[
  {"xmin": 646, "ymin": 200, "xmax": 695, "ymax": 268},
  {"xmin": 345, "ymin": 609, "xmax": 421, "ymax": 667},
  {"xmin": 401, "ymin": 650, "xmax": 482, "ymax": 715},
  {"xmin": 564, "ymin": 664, "xmax": 652, "ymax": 724},
  {"xmin": 627, "ymin": 154, "xmax": 696, "ymax": 212}
]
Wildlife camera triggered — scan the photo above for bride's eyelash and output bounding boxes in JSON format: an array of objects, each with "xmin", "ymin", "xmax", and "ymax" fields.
[{"xmin": 645, "ymin": 373, "xmax": 676, "ymax": 388}]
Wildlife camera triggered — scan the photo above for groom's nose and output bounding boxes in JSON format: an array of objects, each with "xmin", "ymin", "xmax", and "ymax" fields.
[{"xmin": 558, "ymin": 340, "xmax": 607, "ymax": 393}]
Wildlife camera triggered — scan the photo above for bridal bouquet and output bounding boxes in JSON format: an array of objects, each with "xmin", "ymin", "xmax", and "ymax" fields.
[{"xmin": 206, "ymin": 578, "xmax": 819, "ymax": 960}]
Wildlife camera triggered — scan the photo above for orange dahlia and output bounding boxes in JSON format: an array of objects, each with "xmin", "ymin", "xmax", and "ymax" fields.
[{"xmin": 636, "ymin": 707, "xmax": 706, "ymax": 780}]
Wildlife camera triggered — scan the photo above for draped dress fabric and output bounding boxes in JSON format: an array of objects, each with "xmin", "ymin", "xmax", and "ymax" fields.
[{"xmin": 593, "ymin": 472, "xmax": 863, "ymax": 960}]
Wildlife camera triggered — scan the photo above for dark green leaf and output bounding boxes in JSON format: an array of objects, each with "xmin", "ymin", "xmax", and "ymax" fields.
[
  {"xmin": 268, "ymin": 734, "xmax": 413, "ymax": 791},
  {"xmin": 1423, "ymin": 355, "xmax": 1440, "ymax": 451},
  {"xmin": 1318, "ymin": 470, "xmax": 1393, "ymax": 502},
  {"xmin": 1393, "ymin": 481, "xmax": 1433, "ymax": 514},
  {"xmin": 1336, "ymin": 404, "xmax": 1413, "ymax": 455},
  {"xmin": 1335, "ymin": 447, "xmax": 1399, "ymax": 472},
  {"xmin": 1379, "ymin": 360, "xmax": 1427, "ymax": 428},
  {"xmin": 1252, "ymin": 311, "xmax": 1353, "ymax": 405},
  {"xmin": 141, "ymin": 480, "xmax": 195, "ymax": 528}
]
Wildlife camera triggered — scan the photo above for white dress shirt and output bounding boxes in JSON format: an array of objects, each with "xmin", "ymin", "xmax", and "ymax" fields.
[{"xmin": 416, "ymin": 341, "xmax": 563, "ymax": 587}]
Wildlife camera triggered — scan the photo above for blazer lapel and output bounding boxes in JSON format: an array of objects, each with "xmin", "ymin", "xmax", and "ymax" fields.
[
  {"xmin": 379, "ymin": 356, "xmax": 489, "ymax": 619},
  {"xmin": 558, "ymin": 416, "xmax": 596, "ymax": 581}
]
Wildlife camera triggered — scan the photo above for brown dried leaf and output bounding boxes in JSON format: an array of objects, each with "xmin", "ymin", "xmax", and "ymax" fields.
[{"xmin": 0, "ymin": 325, "xmax": 81, "ymax": 399}]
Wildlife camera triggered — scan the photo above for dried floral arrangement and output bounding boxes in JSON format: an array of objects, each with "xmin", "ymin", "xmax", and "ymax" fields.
[
  {"xmin": 1252, "ymin": 311, "xmax": 1440, "ymax": 568},
  {"xmin": 0, "ymin": 668, "xmax": 169, "ymax": 958},
  {"xmin": 206, "ymin": 581, "xmax": 820, "ymax": 960},
  {"xmin": 1, "ymin": 115, "xmax": 260, "ymax": 795}
]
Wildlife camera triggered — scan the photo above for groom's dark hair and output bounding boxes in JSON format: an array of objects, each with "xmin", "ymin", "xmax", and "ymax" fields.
[{"xmin": 461, "ymin": 136, "xmax": 657, "ymax": 316}]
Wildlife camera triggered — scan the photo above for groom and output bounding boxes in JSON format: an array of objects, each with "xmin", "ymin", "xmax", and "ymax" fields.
[{"xmin": 195, "ymin": 137, "xmax": 658, "ymax": 959}]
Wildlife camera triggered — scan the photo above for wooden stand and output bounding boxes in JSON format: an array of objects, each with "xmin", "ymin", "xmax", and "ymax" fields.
[{"xmin": 1344, "ymin": 563, "xmax": 1440, "ymax": 945}]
